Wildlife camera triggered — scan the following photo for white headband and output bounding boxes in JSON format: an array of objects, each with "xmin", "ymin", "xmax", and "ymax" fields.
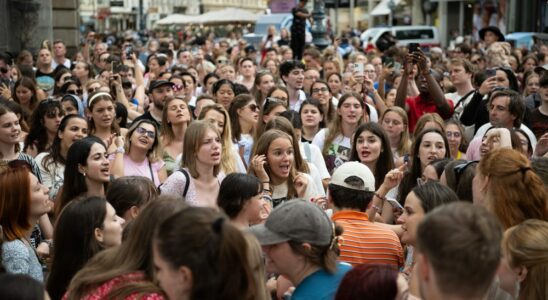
[{"xmin": 88, "ymin": 92, "xmax": 113, "ymax": 107}]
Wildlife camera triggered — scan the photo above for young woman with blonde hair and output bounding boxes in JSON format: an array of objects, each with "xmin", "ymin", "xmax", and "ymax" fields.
[
  {"xmin": 412, "ymin": 113, "xmax": 445, "ymax": 140},
  {"xmin": 160, "ymin": 96, "xmax": 191, "ymax": 176},
  {"xmin": 250, "ymin": 130, "xmax": 320, "ymax": 207},
  {"xmin": 198, "ymin": 104, "xmax": 245, "ymax": 174},
  {"xmin": 380, "ymin": 106, "xmax": 411, "ymax": 161},
  {"xmin": 161, "ymin": 121, "xmax": 225, "ymax": 207},
  {"xmin": 252, "ymin": 71, "xmax": 275, "ymax": 107},
  {"xmin": 499, "ymin": 219, "xmax": 548, "ymax": 300},
  {"xmin": 122, "ymin": 119, "xmax": 166, "ymax": 187}
]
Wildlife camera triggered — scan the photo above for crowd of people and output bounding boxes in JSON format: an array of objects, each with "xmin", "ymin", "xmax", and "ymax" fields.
[{"xmin": 0, "ymin": 17, "xmax": 547, "ymax": 300}]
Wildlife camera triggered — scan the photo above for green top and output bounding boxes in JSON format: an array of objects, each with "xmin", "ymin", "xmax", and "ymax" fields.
[{"xmin": 162, "ymin": 151, "xmax": 177, "ymax": 176}]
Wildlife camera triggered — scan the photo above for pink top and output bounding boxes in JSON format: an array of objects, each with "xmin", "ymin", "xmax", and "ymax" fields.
[
  {"xmin": 123, "ymin": 155, "xmax": 165, "ymax": 187},
  {"xmin": 64, "ymin": 271, "xmax": 164, "ymax": 300},
  {"xmin": 160, "ymin": 168, "xmax": 225, "ymax": 207},
  {"xmin": 466, "ymin": 136, "xmax": 482, "ymax": 161}
]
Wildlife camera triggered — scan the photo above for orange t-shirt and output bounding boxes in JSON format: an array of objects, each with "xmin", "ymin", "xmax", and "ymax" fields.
[{"xmin": 332, "ymin": 210, "xmax": 404, "ymax": 267}]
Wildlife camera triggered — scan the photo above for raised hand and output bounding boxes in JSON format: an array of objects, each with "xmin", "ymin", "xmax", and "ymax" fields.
[
  {"xmin": 294, "ymin": 173, "xmax": 309, "ymax": 198},
  {"xmin": 251, "ymin": 154, "xmax": 269, "ymax": 182}
]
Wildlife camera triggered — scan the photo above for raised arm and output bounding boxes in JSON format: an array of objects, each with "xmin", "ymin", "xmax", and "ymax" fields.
[
  {"xmin": 395, "ymin": 54, "xmax": 413, "ymax": 112},
  {"xmin": 415, "ymin": 51, "xmax": 451, "ymax": 116}
]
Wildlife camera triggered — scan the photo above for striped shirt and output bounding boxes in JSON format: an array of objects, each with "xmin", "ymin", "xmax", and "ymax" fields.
[{"xmin": 332, "ymin": 210, "xmax": 404, "ymax": 267}]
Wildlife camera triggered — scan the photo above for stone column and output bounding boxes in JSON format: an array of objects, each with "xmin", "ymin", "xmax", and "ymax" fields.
[{"xmin": 53, "ymin": 0, "xmax": 80, "ymax": 56}]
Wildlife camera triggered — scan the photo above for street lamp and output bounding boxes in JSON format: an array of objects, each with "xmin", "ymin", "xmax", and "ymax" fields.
[{"xmin": 311, "ymin": 0, "xmax": 329, "ymax": 49}]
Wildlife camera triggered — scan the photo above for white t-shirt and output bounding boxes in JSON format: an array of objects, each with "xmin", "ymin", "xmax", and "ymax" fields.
[
  {"xmin": 445, "ymin": 91, "xmax": 475, "ymax": 118},
  {"xmin": 290, "ymin": 90, "xmax": 307, "ymax": 112},
  {"xmin": 238, "ymin": 134, "xmax": 254, "ymax": 167},
  {"xmin": 307, "ymin": 162, "xmax": 326, "ymax": 197},
  {"xmin": 300, "ymin": 141, "xmax": 330, "ymax": 181},
  {"xmin": 35, "ymin": 152, "xmax": 64, "ymax": 200},
  {"xmin": 271, "ymin": 172, "xmax": 320, "ymax": 207},
  {"xmin": 312, "ymin": 128, "xmax": 352, "ymax": 174}
]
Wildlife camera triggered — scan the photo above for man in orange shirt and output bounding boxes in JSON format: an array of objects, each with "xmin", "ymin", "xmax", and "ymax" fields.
[{"xmin": 328, "ymin": 162, "xmax": 403, "ymax": 267}]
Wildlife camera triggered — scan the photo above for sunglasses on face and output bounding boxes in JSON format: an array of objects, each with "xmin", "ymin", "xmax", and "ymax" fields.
[
  {"xmin": 87, "ymin": 87, "xmax": 100, "ymax": 94},
  {"xmin": 135, "ymin": 127, "xmax": 156, "ymax": 139},
  {"xmin": 0, "ymin": 67, "xmax": 9, "ymax": 74},
  {"xmin": 172, "ymin": 84, "xmax": 185, "ymax": 92},
  {"xmin": 45, "ymin": 111, "xmax": 65, "ymax": 118},
  {"xmin": 67, "ymin": 89, "xmax": 80, "ymax": 95},
  {"xmin": 247, "ymin": 104, "xmax": 259, "ymax": 112}
]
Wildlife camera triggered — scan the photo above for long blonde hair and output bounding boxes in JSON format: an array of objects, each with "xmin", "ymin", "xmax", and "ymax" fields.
[
  {"xmin": 160, "ymin": 96, "xmax": 191, "ymax": 146},
  {"xmin": 250, "ymin": 130, "xmax": 298, "ymax": 199},
  {"xmin": 182, "ymin": 121, "xmax": 222, "ymax": 178},
  {"xmin": 198, "ymin": 105, "xmax": 239, "ymax": 174},
  {"xmin": 381, "ymin": 106, "xmax": 411, "ymax": 156},
  {"xmin": 502, "ymin": 219, "xmax": 548, "ymax": 300}
]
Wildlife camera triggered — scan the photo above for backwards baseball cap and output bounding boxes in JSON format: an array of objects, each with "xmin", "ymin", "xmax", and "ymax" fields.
[
  {"xmin": 330, "ymin": 161, "xmax": 375, "ymax": 192},
  {"xmin": 148, "ymin": 80, "xmax": 174, "ymax": 94},
  {"xmin": 245, "ymin": 45, "xmax": 257, "ymax": 54},
  {"xmin": 250, "ymin": 199, "xmax": 334, "ymax": 246}
]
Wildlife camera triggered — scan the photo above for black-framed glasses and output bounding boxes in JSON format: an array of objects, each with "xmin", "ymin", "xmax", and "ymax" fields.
[
  {"xmin": 135, "ymin": 127, "xmax": 156, "ymax": 139},
  {"xmin": 454, "ymin": 160, "xmax": 479, "ymax": 183},
  {"xmin": 311, "ymin": 87, "xmax": 329, "ymax": 94}
]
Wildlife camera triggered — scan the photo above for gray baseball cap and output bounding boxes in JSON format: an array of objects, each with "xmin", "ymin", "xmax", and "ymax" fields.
[{"xmin": 249, "ymin": 199, "xmax": 333, "ymax": 246}]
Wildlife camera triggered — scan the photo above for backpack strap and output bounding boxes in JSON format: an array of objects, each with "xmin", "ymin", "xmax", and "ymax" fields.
[
  {"xmin": 454, "ymin": 90, "xmax": 476, "ymax": 110},
  {"xmin": 179, "ymin": 168, "xmax": 190, "ymax": 198}
]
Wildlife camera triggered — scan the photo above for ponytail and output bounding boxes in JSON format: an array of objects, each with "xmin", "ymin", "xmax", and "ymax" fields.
[
  {"xmin": 288, "ymin": 223, "xmax": 344, "ymax": 274},
  {"xmin": 154, "ymin": 208, "xmax": 257, "ymax": 300},
  {"xmin": 215, "ymin": 219, "xmax": 257, "ymax": 300}
]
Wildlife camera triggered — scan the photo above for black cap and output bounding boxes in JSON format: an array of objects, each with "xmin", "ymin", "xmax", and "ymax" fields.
[
  {"xmin": 245, "ymin": 45, "xmax": 257, "ymax": 53},
  {"xmin": 148, "ymin": 80, "xmax": 174, "ymax": 94},
  {"xmin": 479, "ymin": 26, "xmax": 505, "ymax": 42}
]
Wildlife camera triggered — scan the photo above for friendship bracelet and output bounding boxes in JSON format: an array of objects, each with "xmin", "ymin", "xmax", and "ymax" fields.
[{"xmin": 374, "ymin": 193, "xmax": 387, "ymax": 202}]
